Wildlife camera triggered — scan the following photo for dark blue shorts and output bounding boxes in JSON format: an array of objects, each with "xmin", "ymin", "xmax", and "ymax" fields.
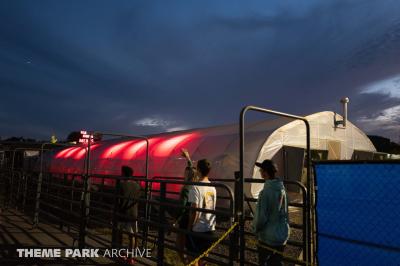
[{"xmin": 186, "ymin": 231, "xmax": 216, "ymax": 256}]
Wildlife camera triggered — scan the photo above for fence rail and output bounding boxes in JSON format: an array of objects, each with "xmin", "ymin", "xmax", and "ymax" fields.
[
  {"xmin": 0, "ymin": 167, "xmax": 310, "ymax": 265},
  {"xmin": 1, "ymin": 169, "xmax": 240, "ymax": 265}
]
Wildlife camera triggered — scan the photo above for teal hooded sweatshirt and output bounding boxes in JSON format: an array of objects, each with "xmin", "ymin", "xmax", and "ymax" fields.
[{"xmin": 252, "ymin": 179, "xmax": 290, "ymax": 246}]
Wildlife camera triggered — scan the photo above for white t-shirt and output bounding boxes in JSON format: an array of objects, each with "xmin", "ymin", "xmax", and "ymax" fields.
[{"xmin": 188, "ymin": 180, "xmax": 217, "ymax": 232}]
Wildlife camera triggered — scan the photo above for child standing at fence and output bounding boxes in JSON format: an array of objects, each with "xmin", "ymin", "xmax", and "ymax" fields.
[{"xmin": 252, "ymin": 160, "xmax": 290, "ymax": 266}]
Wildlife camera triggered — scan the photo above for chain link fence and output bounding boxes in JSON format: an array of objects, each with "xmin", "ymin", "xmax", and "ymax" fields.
[{"xmin": 314, "ymin": 161, "xmax": 400, "ymax": 266}]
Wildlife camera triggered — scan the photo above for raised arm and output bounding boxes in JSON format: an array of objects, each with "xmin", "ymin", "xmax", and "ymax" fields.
[{"xmin": 181, "ymin": 148, "xmax": 193, "ymax": 167}]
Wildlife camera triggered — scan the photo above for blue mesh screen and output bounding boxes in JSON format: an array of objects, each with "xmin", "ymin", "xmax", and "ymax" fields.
[{"xmin": 315, "ymin": 163, "xmax": 400, "ymax": 266}]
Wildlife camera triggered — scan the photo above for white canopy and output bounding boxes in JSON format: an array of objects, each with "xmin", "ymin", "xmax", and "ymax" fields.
[{"xmin": 49, "ymin": 111, "xmax": 376, "ymax": 198}]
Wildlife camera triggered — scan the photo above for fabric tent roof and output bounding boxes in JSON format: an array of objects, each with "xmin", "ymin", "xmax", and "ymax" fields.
[{"xmin": 47, "ymin": 111, "xmax": 375, "ymax": 197}]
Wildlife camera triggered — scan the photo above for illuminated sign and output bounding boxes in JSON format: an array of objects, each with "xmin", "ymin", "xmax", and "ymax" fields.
[
  {"xmin": 79, "ymin": 131, "xmax": 92, "ymax": 144},
  {"xmin": 66, "ymin": 130, "xmax": 102, "ymax": 144}
]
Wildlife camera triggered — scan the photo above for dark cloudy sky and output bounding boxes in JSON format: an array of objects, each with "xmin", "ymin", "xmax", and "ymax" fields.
[{"xmin": 0, "ymin": 0, "xmax": 399, "ymax": 142}]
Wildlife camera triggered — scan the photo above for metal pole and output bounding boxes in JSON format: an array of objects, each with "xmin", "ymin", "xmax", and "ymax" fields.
[
  {"xmin": 305, "ymin": 122, "xmax": 313, "ymax": 265},
  {"xmin": 157, "ymin": 182, "xmax": 166, "ymax": 266},
  {"xmin": 16, "ymin": 171, "xmax": 22, "ymax": 209},
  {"xmin": 230, "ymin": 174, "xmax": 238, "ymax": 265},
  {"xmin": 22, "ymin": 172, "xmax": 29, "ymax": 211},
  {"xmin": 79, "ymin": 136, "xmax": 92, "ymax": 249},
  {"xmin": 302, "ymin": 180, "xmax": 308, "ymax": 263},
  {"xmin": 10, "ymin": 149, "xmax": 16, "ymax": 207},
  {"xmin": 239, "ymin": 109, "xmax": 246, "ymax": 266},
  {"xmin": 34, "ymin": 143, "xmax": 48, "ymax": 226},
  {"xmin": 143, "ymin": 138, "xmax": 150, "ymax": 249}
]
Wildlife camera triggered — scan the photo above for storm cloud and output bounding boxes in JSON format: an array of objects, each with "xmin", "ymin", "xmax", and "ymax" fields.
[{"xmin": 0, "ymin": 0, "xmax": 399, "ymax": 141}]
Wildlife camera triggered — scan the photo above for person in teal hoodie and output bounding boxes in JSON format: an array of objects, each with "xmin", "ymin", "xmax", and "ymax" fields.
[{"xmin": 252, "ymin": 159, "xmax": 290, "ymax": 266}]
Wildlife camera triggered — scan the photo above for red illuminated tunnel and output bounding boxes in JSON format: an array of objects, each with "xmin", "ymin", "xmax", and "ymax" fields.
[
  {"xmin": 49, "ymin": 132, "xmax": 199, "ymax": 195},
  {"xmin": 46, "ymin": 111, "xmax": 377, "ymax": 201}
]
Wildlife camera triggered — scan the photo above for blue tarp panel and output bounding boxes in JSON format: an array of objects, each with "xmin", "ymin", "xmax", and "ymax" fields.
[{"xmin": 314, "ymin": 162, "xmax": 400, "ymax": 266}]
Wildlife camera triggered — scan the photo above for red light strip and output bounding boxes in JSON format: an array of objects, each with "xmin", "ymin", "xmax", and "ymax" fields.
[
  {"xmin": 153, "ymin": 133, "xmax": 195, "ymax": 157},
  {"xmin": 55, "ymin": 147, "xmax": 76, "ymax": 158},
  {"xmin": 101, "ymin": 140, "xmax": 137, "ymax": 159}
]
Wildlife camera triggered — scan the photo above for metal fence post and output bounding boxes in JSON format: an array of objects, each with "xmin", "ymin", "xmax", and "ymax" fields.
[
  {"xmin": 79, "ymin": 173, "xmax": 91, "ymax": 249},
  {"xmin": 10, "ymin": 150, "xmax": 16, "ymax": 207},
  {"xmin": 233, "ymin": 171, "xmax": 241, "ymax": 264},
  {"xmin": 9, "ymin": 170, "xmax": 15, "ymax": 207},
  {"xmin": 302, "ymin": 185, "xmax": 308, "ymax": 263},
  {"xmin": 33, "ymin": 172, "xmax": 43, "ymax": 226},
  {"xmin": 16, "ymin": 171, "xmax": 22, "ymax": 209},
  {"xmin": 239, "ymin": 109, "xmax": 246, "ymax": 266},
  {"xmin": 229, "ymin": 172, "xmax": 241, "ymax": 265},
  {"xmin": 305, "ymin": 123, "xmax": 313, "ymax": 265},
  {"xmin": 111, "ymin": 178, "xmax": 121, "ymax": 248},
  {"xmin": 79, "ymin": 140, "xmax": 92, "ymax": 249},
  {"xmin": 157, "ymin": 182, "xmax": 166, "ymax": 266},
  {"xmin": 22, "ymin": 172, "xmax": 29, "ymax": 211}
]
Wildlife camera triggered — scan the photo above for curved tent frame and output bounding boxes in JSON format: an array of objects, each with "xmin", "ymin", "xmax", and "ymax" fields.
[{"xmin": 46, "ymin": 111, "xmax": 375, "ymax": 196}]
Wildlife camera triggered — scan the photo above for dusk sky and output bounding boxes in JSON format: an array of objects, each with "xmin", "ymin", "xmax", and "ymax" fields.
[{"xmin": 1, "ymin": 1, "xmax": 399, "ymax": 142}]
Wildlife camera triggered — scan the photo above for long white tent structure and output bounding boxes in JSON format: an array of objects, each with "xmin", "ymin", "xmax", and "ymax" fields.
[{"xmin": 48, "ymin": 111, "xmax": 376, "ymax": 198}]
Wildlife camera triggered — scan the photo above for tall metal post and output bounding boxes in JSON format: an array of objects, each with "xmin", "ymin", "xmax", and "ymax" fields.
[
  {"xmin": 232, "ymin": 171, "xmax": 241, "ymax": 265},
  {"xmin": 34, "ymin": 143, "xmax": 48, "ymax": 226},
  {"xmin": 157, "ymin": 182, "xmax": 166, "ymax": 266},
  {"xmin": 79, "ymin": 136, "xmax": 92, "ymax": 249},
  {"xmin": 239, "ymin": 109, "xmax": 246, "ymax": 266},
  {"xmin": 305, "ymin": 123, "xmax": 313, "ymax": 265},
  {"xmin": 143, "ymin": 139, "xmax": 150, "ymax": 249},
  {"xmin": 10, "ymin": 149, "xmax": 16, "ymax": 207}
]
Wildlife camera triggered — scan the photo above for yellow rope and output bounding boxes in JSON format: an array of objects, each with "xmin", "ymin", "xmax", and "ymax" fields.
[
  {"xmin": 186, "ymin": 222, "xmax": 313, "ymax": 266},
  {"xmin": 257, "ymin": 241, "xmax": 314, "ymax": 266},
  {"xmin": 186, "ymin": 222, "xmax": 238, "ymax": 266}
]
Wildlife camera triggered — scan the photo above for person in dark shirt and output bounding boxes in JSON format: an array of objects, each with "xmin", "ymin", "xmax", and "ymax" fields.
[{"xmin": 118, "ymin": 166, "xmax": 141, "ymax": 249}]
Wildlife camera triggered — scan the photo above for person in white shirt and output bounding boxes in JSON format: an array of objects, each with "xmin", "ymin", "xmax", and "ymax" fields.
[{"xmin": 187, "ymin": 159, "xmax": 216, "ymax": 266}]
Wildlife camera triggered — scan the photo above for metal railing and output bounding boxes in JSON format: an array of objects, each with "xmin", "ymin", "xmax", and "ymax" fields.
[
  {"xmin": 239, "ymin": 105, "xmax": 313, "ymax": 265},
  {"xmin": 1, "ymin": 169, "xmax": 237, "ymax": 265},
  {"xmin": 0, "ymin": 105, "xmax": 315, "ymax": 265}
]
